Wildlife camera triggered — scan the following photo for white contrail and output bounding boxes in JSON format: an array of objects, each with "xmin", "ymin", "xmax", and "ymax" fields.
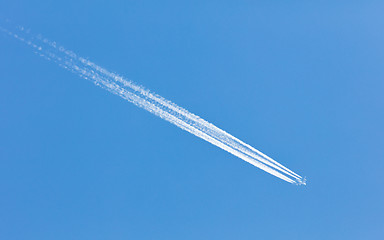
[{"xmin": 0, "ymin": 22, "xmax": 306, "ymax": 185}]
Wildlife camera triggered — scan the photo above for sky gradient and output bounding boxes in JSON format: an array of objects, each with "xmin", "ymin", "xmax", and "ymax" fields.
[{"xmin": 1, "ymin": 1, "xmax": 383, "ymax": 239}]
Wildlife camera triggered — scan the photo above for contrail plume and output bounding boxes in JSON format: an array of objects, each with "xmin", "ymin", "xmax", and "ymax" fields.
[{"xmin": 0, "ymin": 21, "xmax": 306, "ymax": 185}]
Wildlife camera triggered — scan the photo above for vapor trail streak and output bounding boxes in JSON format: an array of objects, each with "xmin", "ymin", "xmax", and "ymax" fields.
[{"xmin": 0, "ymin": 22, "xmax": 306, "ymax": 185}]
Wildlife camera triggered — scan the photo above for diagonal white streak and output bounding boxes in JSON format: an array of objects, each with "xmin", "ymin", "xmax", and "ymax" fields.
[{"xmin": 0, "ymin": 23, "xmax": 306, "ymax": 185}]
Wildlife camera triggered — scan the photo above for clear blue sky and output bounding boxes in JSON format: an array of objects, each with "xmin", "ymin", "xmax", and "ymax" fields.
[{"xmin": 1, "ymin": 1, "xmax": 383, "ymax": 239}]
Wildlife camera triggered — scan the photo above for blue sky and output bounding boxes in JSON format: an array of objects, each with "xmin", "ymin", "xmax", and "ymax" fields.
[{"xmin": 1, "ymin": 1, "xmax": 383, "ymax": 239}]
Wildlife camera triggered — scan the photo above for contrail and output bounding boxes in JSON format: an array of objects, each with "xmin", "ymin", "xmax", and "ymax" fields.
[{"xmin": 0, "ymin": 21, "xmax": 306, "ymax": 185}]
